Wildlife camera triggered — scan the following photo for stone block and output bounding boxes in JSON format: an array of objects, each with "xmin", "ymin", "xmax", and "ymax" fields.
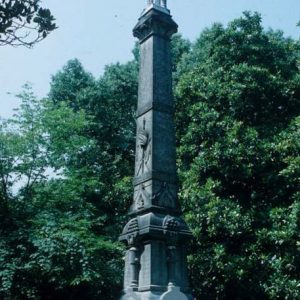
[{"xmin": 160, "ymin": 285, "xmax": 188, "ymax": 300}]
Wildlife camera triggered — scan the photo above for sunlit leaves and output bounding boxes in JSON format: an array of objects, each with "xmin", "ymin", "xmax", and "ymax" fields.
[{"xmin": 176, "ymin": 12, "xmax": 300, "ymax": 299}]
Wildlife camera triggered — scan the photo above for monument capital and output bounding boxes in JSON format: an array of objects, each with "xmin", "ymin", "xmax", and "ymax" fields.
[{"xmin": 134, "ymin": 4, "xmax": 177, "ymax": 42}]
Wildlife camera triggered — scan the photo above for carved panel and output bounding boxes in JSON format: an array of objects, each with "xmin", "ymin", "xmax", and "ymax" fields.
[
  {"xmin": 152, "ymin": 182, "xmax": 177, "ymax": 208},
  {"xmin": 127, "ymin": 218, "xmax": 139, "ymax": 233},
  {"xmin": 134, "ymin": 183, "xmax": 150, "ymax": 210},
  {"xmin": 124, "ymin": 218, "xmax": 140, "ymax": 246},
  {"xmin": 163, "ymin": 215, "xmax": 180, "ymax": 245},
  {"xmin": 163, "ymin": 215, "xmax": 180, "ymax": 232}
]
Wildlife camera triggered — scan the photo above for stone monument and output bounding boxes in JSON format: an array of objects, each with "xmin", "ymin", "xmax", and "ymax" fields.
[{"xmin": 119, "ymin": 1, "xmax": 193, "ymax": 299}]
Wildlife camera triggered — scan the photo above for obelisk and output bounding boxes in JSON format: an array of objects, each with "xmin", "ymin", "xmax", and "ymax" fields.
[{"xmin": 119, "ymin": 1, "xmax": 193, "ymax": 299}]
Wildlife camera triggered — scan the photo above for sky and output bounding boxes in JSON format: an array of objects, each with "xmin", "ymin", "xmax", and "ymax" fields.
[{"xmin": 0, "ymin": 0, "xmax": 299, "ymax": 119}]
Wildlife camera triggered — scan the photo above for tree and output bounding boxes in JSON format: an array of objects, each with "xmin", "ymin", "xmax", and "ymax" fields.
[
  {"xmin": 0, "ymin": 86, "xmax": 123, "ymax": 299},
  {"xmin": 175, "ymin": 12, "xmax": 300, "ymax": 299},
  {"xmin": 49, "ymin": 59, "xmax": 138, "ymax": 238},
  {"xmin": 0, "ymin": 0, "xmax": 56, "ymax": 47},
  {"xmin": 171, "ymin": 34, "xmax": 191, "ymax": 74},
  {"xmin": 49, "ymin": 59, "xmax": 96, "ymax": 109}
]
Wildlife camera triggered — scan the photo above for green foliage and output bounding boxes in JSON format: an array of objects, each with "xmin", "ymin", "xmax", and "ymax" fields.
[
  {"xmin": 171, "ymin": 34, "xmax": 191, "ymax": 80},
  {"xmin": 0, "ymin": 86, "xmax": 123, "ymax": 299},
  {"xmin": 49, "ymin": 59, "xmax": 96, "ymax": 109},
  {"xmin": 0, "ymin": 0, "xmax": 56, "ymax": 47},
  {"xmin": 49, "ymin": 58, "xmax": 139, "ymax": 238},
  {"xmin": 176, "ymin": 12, "xmax": 300, "ymax": 299}
]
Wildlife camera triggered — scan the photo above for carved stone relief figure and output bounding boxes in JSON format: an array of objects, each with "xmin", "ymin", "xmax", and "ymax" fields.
[{"xmin": 136, "ymin": 119, "xmax": 151, "ymax": 176}]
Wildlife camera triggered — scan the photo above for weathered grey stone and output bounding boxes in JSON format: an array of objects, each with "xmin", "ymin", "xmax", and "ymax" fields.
[
  {"xmin": 120, "ymin": 289, "xmax": 140, "ymax": 300},
  {"xmin": 160, "ymin": 285, "xmax": 188, "ymax": 300},
  {"xmin": 145, "ymin": 0, "xmax": 169, "ymax": 15},
  {"xmin": 119, "ymin": 1, "xmax": 193, "ymax": 299}
]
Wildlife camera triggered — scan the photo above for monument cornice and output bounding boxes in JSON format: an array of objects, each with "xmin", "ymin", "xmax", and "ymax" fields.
[
  {"xmin": 119, "ymin": 212, "xmax": 192, "ymax": 245},
  {"xmin": 133, "ymin": 8, "xmax": 178, "ymax": 42}
]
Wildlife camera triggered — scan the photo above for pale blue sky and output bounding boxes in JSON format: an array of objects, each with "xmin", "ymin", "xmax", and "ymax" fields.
[{"xmin": 0, "ymin": 0, "xmax": 299, "ymax": 118}]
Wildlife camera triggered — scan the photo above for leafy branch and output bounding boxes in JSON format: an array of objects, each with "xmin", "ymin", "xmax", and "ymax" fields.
[{"xmin": 0, "ymin": 0, "xmax": 57, "ymax": 47}]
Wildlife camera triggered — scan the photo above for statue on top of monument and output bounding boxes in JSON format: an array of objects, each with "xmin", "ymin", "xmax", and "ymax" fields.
[{"xmin": 147, "ymin": 0, "xmax": 167, "ymax": 8}]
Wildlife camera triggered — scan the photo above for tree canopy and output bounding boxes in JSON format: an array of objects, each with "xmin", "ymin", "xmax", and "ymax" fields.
[
  {"xmin": 0, "ymin": 0, "xmax": 56, "ymax": 47},
  {"xmin": 176, "ymin": 12, "xmax": 300, "ymax": 299}
]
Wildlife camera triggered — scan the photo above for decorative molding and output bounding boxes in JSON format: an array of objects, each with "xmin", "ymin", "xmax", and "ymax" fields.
[
  {"xmin": 127, "ymin": 218, "xmax": 139, "ymax": 233},
  {"xmin": 133, "ymin": 8, "xmax": 178, "ymax": 42},
  {"xmin": 163, "ymin": 215, "xmax": 180, "ymax": 233},
  {"xmin": 163, "ymin": 215, "xmax": 180, "ymax": 246},
  {"xmin": 161, "ymin": 285, "xmax": 189, "ymax": 300},
  {"xmin": 133, "ymin": 170, "xmax": 177, "ymax": 186},
  {"xmin": 137, "ymin": 101, "xmax": 174, "ymax": 117},
  {"xmin": 125, "ymin": 218, "xmax": 140, "ymax": 246},
  {"xmin": 134, "ymin": 184, "xmax": 150, "ymax": 210},
  {"xmin": 127, "ymin": 232, "xmax": 139, "ymax": 246}
]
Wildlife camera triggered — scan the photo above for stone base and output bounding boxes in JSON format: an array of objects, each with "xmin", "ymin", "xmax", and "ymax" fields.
[
  {"xmin": 120, "ymin": 286, "xmax": 193, "ymax": 300},
  {"xmin": 161, "ymin": 285, "xmax": 191, "ymax": 300}
]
